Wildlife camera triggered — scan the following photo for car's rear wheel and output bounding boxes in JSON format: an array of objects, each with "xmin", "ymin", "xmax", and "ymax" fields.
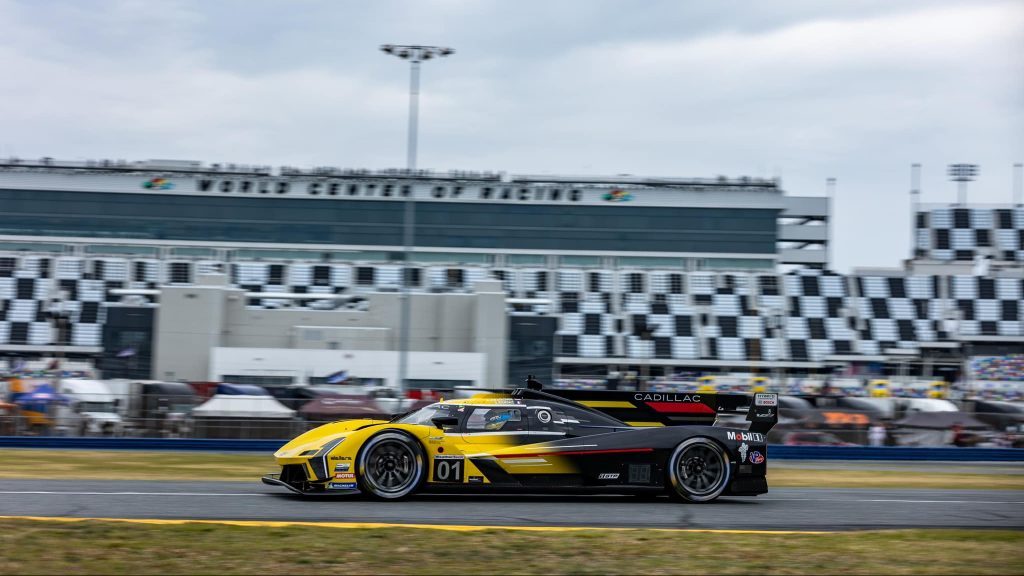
[
  {"xmin": 357, "ymin": 431, "xmax": 425, "ymax": 500},
  {"xmin": 667, "ymin": 437, "xmax": 730, "ymax": 503}
]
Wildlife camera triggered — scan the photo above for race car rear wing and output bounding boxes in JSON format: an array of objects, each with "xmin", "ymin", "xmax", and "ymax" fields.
[{"xmin": 539, "ymin": 388, "xmax": 779, "ymax": 434}]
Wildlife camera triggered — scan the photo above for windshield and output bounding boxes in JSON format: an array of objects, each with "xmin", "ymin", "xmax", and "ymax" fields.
[
  {"xmin": 78, "ymin": 401, "xmax": 117, "ymax": 414},
  {"xmin": 395, "ymin": 404, "xmax": 456, "ymax": 425}
]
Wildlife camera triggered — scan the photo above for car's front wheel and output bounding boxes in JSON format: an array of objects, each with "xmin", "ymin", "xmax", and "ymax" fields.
[
  {"xmin": 667, "ymin": 437, "xmax": 731, "ymax": 503},
  {"xmin": 357, "ymin": 431, "xmax": 425, "ymax": 500}
]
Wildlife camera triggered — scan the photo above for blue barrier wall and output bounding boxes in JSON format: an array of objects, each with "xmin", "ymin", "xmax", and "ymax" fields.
[
  {"xmin": 0, "ymin": 436, "xmax": 1021, "ymax": 461},
  {"xmin": 768, "ymin": 445, "xmax": 1024, "ymax": 462}
]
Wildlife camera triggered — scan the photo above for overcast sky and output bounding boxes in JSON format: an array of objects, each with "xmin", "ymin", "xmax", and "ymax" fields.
[{"xmin": 1, "ymin": 0, "xmax": 1022, "ymax": 271}]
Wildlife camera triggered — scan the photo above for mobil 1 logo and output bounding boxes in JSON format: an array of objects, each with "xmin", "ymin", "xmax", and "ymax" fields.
[{"xmin": 432, "ymin": 455, "xmax": 464, "ymax": 483}]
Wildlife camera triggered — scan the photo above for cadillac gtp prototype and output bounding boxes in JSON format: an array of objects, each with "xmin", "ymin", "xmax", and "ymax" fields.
[{"xmin": 262, "ymin": 380, "xmax": 778, "ymax": 503}]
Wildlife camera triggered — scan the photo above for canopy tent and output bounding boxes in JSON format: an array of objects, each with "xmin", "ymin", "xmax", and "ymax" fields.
[
  {"xmin": 12, "ymin": 383, "xmax": 72, "ymax": 405},
  {"xmin": 192, "ymin": 394, "xmax": 297, "ymax": 439},
  {"xmin": 193, "ymin": 395, "xmax": 295, "ymax": 418},
  {"xmin": 299, "ymin": 396, "xmax": 388, "ymax": 421},
  {"xmin": 892, "ymin": 411, "xmax": 991, "ymax": 446},
  {"xmin": 837, "ymin": 397, "xmax": 894, "ymax": 420},
  {"xmin": 901, "ymin": 398, "xmax": 959, "ymax": 413},
  {"xmin": 894, "ymin": 411, "xmax": 990, "ymax": 430},
  {"xmin": 971, "ymin": 400, "xmax": 1024, "ymax": 432}
]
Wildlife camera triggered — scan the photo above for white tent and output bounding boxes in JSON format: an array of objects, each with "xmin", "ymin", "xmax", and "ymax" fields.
[{"xmin": 192, "ymin": 394, "xmax": 295, "ymax": 419}]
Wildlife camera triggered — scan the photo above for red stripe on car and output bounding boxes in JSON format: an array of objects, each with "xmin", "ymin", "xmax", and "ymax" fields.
[
  {"xmin": 498, "ymin": 447, "xmax": 655, "ymax": 458},
  {"xmin": 645, "ymin": 402, "xmax": 716, "ymax": 414}
]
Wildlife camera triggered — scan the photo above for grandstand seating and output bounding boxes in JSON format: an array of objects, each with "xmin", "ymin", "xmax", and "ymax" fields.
[
  {"xmin": 916, "ymin": 207, "xmax": 1024, "ymax": 262},
  {"xmin": 1, "ymin": 253, "xmax": 1021, "ymax": 362}
]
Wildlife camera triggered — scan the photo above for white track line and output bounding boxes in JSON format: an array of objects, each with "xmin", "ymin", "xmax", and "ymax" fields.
[
  {"xmin": 0, "ymin": 491, "xmax": 265, "ymax": 496},
  {"xmin": 1, "ymin": 491, "xmax": 1022, "ymax": 504},
  {"xmin": 761, "ymin": 497, "xmax": 1024, "ymax": 504}
]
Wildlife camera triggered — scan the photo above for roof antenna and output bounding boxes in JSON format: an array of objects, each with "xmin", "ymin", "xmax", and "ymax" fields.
[{"xmin": 525, "ymin": 374, "xmax": 544, "ymax": 391}]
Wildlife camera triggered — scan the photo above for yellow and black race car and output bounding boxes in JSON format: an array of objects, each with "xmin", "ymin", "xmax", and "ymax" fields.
[{"xmin": 262, "ymin": 380, "xmax": 778, "ymax": 503}]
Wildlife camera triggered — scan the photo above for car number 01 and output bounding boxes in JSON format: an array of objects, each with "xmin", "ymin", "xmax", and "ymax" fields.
[{"xmin": 433, "ymin": 456, "xmax": 464, "ymax": 483}]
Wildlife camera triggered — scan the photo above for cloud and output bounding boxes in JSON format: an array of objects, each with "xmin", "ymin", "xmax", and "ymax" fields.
[{"xmin": 0, "ymin": 0, "xmax": 1021, "ymax": 271}]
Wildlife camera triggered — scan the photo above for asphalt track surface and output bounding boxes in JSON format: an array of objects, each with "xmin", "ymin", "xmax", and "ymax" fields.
[{"xmin": 1, "ymin": 479, "xmax": 1022, "ymax": 530}]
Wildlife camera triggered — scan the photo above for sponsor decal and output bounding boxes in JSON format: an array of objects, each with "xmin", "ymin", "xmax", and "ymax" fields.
[
  {"xmin": 468, "ymin": 476, "xmax": 484, "ymax": 484},
  {"xmin": 602, "ymin": 189, "xmax": 632, "ymax": 202},
  {"xmin": 536, "ymin": 410, "xmax": 552, "ymax": 424},
  {"xmin": 754, "ymin": 393, "xmax": 778, "ymax": 407},
  {"xmin": 597, "ymin": 473, "xmax": 619, "ymax": 480},
  {"xmin": 749, "ymin": 451, "xmax": 765, "ymax": 465},
  {"xmin": 433, "ymin": 454, "xmax": 465, "ymax": 483},
  {"xmin": 633, "ymin": 393, "xmax": 701, "ymax": 403},
  {"xmin": 755, "ymin": 409, "xmax": 775, "ymax": 418},
  {"xmin": 726, "ymin": 431, "xmax": 765, "ymax": 443},
  {"xmin": 142, "ymin": 177, "xmax": 173, "ymax": 190},
  {"xmin": 329, "ymin": 455, "xmax": 351, "ymax": 461},
  {"xmin": 738, "ymin": 442, "xmax": 749, "ymax": 463},
  {"xmin": 334, "ymin": 472, "xmax": 356, "ymax": 480},
  {"xmin": 327, "ymin": 482, "xmax": 357, "ymax": 490},
  {"xmin": 333, "ymin": 463, "xmax": 350, "ymax": 472}
]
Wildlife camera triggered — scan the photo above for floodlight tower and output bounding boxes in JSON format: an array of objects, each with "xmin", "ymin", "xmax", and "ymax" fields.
[
  {"xmin": 380, "ymin": 44, "xmax": 455, "ymax": 397},
  {"xmin": 1014, "ymin": 163, "xmax": 1022, "ymax": 207},
  {"xmin": 948, "ymin": 163, "xmax": 978, "ymax": 205}
]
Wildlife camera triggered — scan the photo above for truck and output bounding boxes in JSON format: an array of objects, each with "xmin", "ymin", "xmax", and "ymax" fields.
[{"xmin": 56, "ymin": 379, "xmax": 125, "ymax": 436}]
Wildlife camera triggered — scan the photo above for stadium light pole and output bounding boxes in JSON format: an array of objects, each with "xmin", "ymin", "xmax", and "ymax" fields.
[
  {"xmin": 380, "ymin": 44, "xmax": 455, "ymax": 397},
  {"xmin": 1014, "ymin": 163, "xmax": 1022, "ymax": 207},
  {"xmin": 910, "ymin": 164, "xmax": 921, "ymax": 259},
  {"xmin": 948, "ymin": 163, "xmax": 978, "ymax": 205}
]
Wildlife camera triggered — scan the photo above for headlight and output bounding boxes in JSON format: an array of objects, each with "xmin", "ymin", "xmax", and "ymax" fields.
[
  {"xmin": 315, "ymin": 437, "xmax": 345, "ymax": 457},
  {"xmin": 309, "ymin": 437, "xmax": 347, "ymax": 481}
]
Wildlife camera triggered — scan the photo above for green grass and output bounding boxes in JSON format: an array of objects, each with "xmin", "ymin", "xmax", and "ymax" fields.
[
  {"xmin": 0, "ymin": 519, "xmax": 1020, "ymax": 574},
  {"xmin": 0, "ymin": 448, "xmax": 1021, "ymax": 489},
  {"xmin": 0, "ymin": 448, "xmax": 274, "ymax": 481}
]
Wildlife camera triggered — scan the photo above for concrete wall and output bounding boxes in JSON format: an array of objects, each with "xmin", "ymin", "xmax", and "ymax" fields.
[
  {"xmin": 152, "ymin": 274, "xmax": 230, "ymax": 382},
  {"xmin": 153, "ymin": 275, "xmax": 507, "ymax": 386},
  {"xmin": 209, "ymin": 347, "xmax": 486, "ymax": 387}
]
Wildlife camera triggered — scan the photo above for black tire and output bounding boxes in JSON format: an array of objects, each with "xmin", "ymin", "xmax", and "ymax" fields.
[
  {"xmin": 667, "ymin": 437, "xmax": 731, "ymax": 503},
  {"xmin": 356, "ymin": 431, "xmax": 425, "ymax": 500}
]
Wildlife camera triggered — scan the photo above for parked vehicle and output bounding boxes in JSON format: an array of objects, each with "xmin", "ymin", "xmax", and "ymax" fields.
[{"xmin": 56, "ymin": 379, "xmax": 124, "ymax": 436}]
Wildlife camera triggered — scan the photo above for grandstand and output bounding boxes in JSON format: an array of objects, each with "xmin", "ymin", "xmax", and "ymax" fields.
[{"xmin": 0, "ymin": 156, "xmax": 1021, "ymax": 386}]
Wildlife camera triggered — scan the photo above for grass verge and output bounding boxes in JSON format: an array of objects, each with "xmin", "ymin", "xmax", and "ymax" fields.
[
  {"xmin": 0, "ymin": 519, "xmax": 1021, "ymax": 575},
  {"xmin": 767, "ymin": 467, "xmax": 1024, "ymax": 490},
  {"xmin": 0, "ymin": 449, "xmax": 1020, "ymax": 489},
  {"xmin": 0, "ymin": 449, "xmax": 273, "ymax": 482}
]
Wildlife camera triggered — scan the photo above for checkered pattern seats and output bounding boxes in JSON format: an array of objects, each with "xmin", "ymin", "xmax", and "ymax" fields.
[
  {"xmin": 0, "ymin": 253, "xmax": 1022, "ymax": 360},
  {"xmin": 915, "ymin": 207, "xmax": 1024, "ymax": 262}
]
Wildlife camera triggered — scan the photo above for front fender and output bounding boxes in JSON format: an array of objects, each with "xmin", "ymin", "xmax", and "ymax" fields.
[{"xmin": 274, "ymin": 419, "xmax": 388, "ymax": 459}]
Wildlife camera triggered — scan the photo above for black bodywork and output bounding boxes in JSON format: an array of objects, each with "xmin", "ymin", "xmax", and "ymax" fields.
[{"xmin": 433, "ymin": 387, "xmax": 777, "ymax": 497}]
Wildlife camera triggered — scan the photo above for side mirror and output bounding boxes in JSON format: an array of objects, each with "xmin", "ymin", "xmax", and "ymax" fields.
[{"xmin": 431, "ymin": 416, "xmax": 459, "ymax": 429}]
